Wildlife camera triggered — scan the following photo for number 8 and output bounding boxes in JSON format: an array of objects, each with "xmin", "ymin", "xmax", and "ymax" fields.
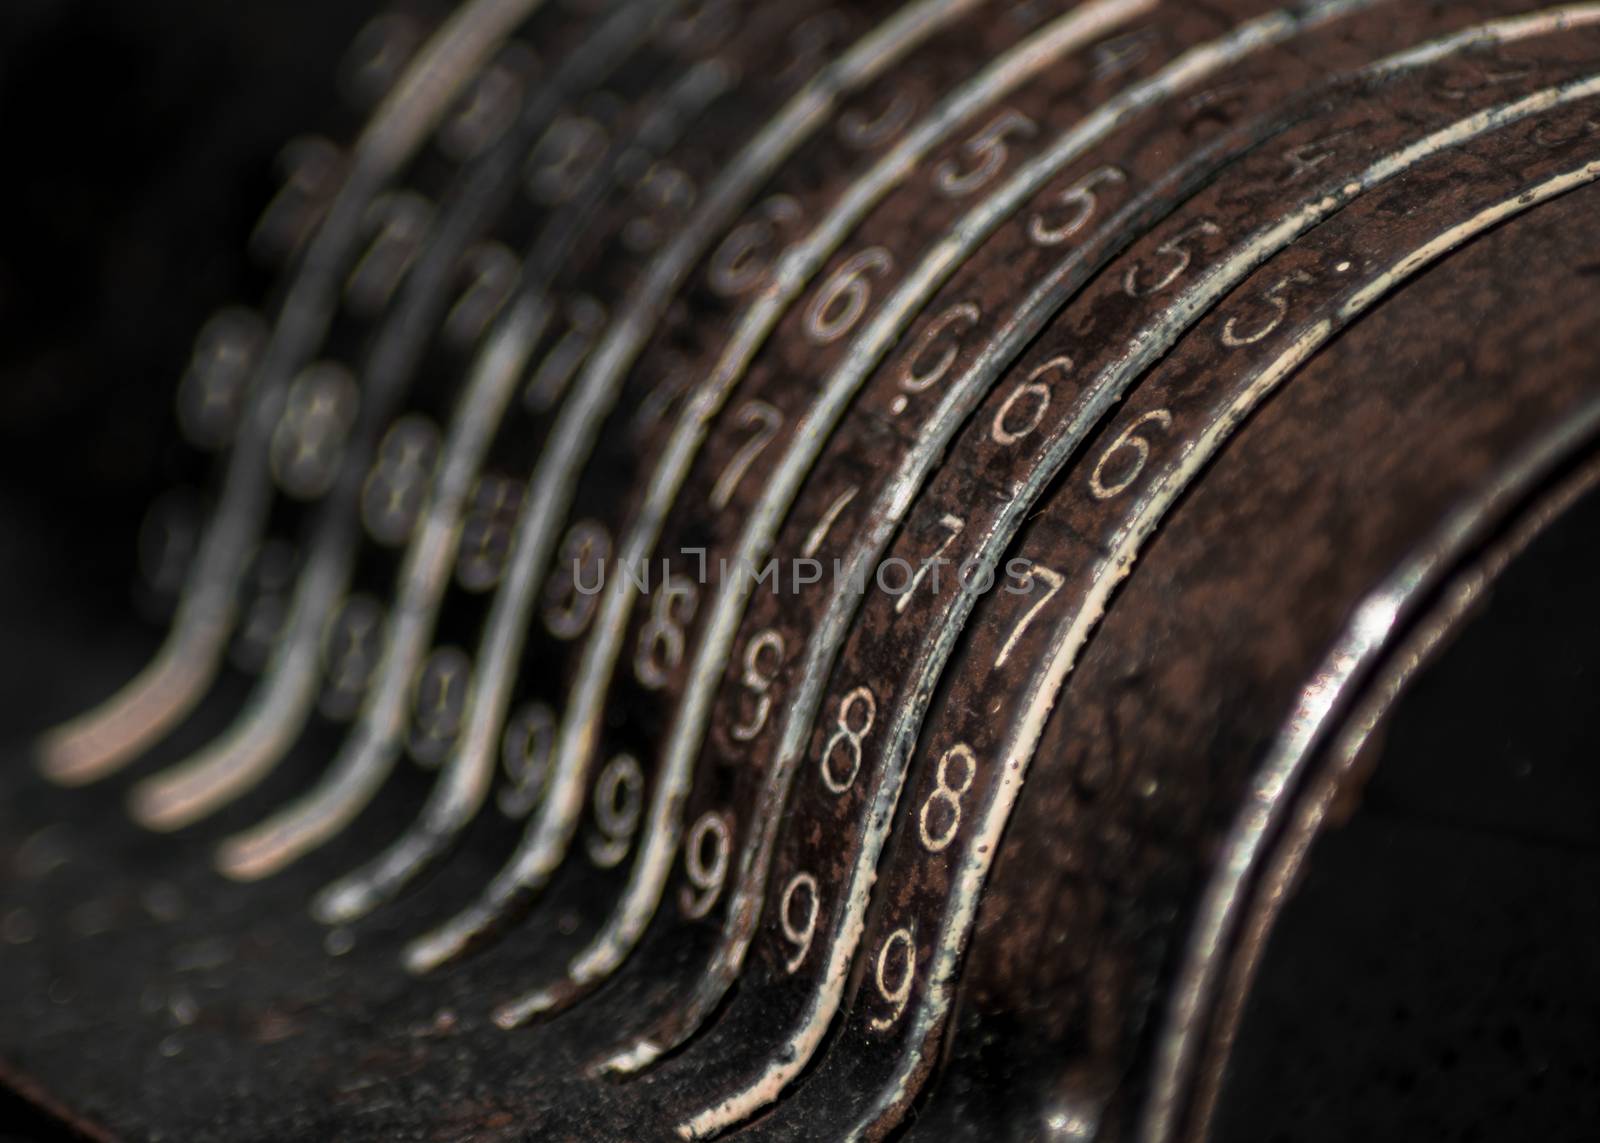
[
  {"xmin": 919, "ymin": 743, "xmax": 976, "ymax": 852},
  {"xmin": 821, "ymin": 685, "xmax": 876, "ymax": 793}
]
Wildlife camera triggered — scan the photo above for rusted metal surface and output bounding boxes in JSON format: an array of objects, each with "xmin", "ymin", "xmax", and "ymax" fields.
[{"xmin": 2, "ymin": 0, "xmax": 1598, "ymax": 1139}]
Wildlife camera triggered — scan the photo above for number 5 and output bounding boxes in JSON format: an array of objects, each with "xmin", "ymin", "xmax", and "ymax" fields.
[
  {"xmin": 1123, "ymin": 219, "xmax": 1221, "ymax": 298},
  {"xmin": 935, "ymin": 110, "xmax": 1036, "ymax": 197},
  {"xmin": 1220, "ymin": 269, "xmax": 1315, "ymax": 347},
  {"xmin": 1028, "ymin": 165, "xmax": 1126, "ymax": 247}
]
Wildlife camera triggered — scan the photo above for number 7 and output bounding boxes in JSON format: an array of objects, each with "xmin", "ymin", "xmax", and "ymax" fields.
[{"xmin": 995, "ymin": 561, "xmax": 1064, "ymax": 668}]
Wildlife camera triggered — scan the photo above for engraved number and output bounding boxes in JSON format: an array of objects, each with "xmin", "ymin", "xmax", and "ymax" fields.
[
  {"xmin": 498, "ymin": 701, "xmax": 555, "ymax": 818},
  {"xmin": 544, "ymin": 519, "xmax": 611, "ymax": 637},
  {"xmin": 177, "ymin": 307, "xmax": 266, "ymax": 449},
  {"xmin": 527, "ymin": 113, "xmax": 609, "ymax": 205},
  {"xmin": 919, "ymin": 743, "xmax": 977, "ymax": 853},
  {"xmin": 138, "ymin": 490, "xmax": 202, "ymax": 602},
  {"xmin": 1089, "ymin": 409, "xmax": 1172, "ymax": 500},
  {"xmin": 408, "ymin": 646, "xmax": 472, "ymax": 768},
  {"xmin": 345, "ymin": 191, "xmax": 433, "ymax": 314},
  {"xmin": 837, "ymin": 82, "xmax": 920, "ymax": 150},
  {"xmin": 1123, "ymin": 219, "xmax": 1221, "ymax": 298},
  {"xmin": 1220, "ymin": 270, "xmax": 1314, "ymax": 347},
  {"xmin": 444, "ymin": 242, "xmax": 520, "ymax": 347},
  {"xmin": 802, "ymin": 485, "xmax": 859, "ymax": 558},
  {"xmin": 899, "ymin": 302, "xmax": 981, "ymax": 398},
  {"xmin": 709, "ymin": 194, "xmax": 802, "ymax": 297},
  {"xmin": 624, "ymin": 162, "xmax": 696, "ymax": 254},
  {"xmin": 252, "ymin": 136, "xmax": 343, "ymax": 264},
  {"xmin": 1029, "ymin": 165, "xmax": 1127, "ymax": 246},
  {"xmin": 587, "ymin": 754, "xmax": 644, "ymax": 868},
  {"xmin": 896, "ymin": 514, "xmax": 964, "ymax": 615},
  {"xmin": 992, "ymin": 355, "xmax": 1069, "ymax": 446},
  {"xmin": 341, "ymin": 13, "xmax": 422, "ymax": 107},
  {"xmin": 870, "ymin": 925, "xmax": 917, "ymax": 1031},
  {"xmin": 804, "ymin": 246, "xmax": 893, "ymax": 345},
  {"xmin": 935, "ymin": 110, "xmax": 1036, "ymax": 197},
  {"xmin": 995, "ymin": 561, "xmax": 1064, "ymax": 669},
  {"xmin": 320, "ymin": 593, "xmax": 385, "ymax": 721},
  {"xmin": 711, "ymin": 401, "xmax": 783, "ymax": 510},
  {"xmin": 361, "ymin": 415, "xmax": 440, "ymax": 545},
  {"xmin": 270, "ymin": 362, "xmax": 359, "ymax": 500},
  {"xmin": 439, "ymin": 56, "xmax": 524, "ymax": 162},
  {"xmin": 730, "ymin": 628, "xmax": 785, "ymax": 742},
  {"xmin": 525, "ymin": 295, "xmax": 606, "ymax": 412},
  {"xmin": 821, "ymin": 685, "xmax": 876, "ymax": 793},
  {"xmin": 780, "ymin": 872, "xmax": 820, "ymax": 973},
  {"xmin": 636, "ymin": 570, "xmax": 698, "ymax": 690},
  {"xmin": 679, "ymin": 811, "xmax": 731, "ymax": 919},
  {"xmin": 457, "ymin": 473, "xmax": 524, "ymax": 592}
]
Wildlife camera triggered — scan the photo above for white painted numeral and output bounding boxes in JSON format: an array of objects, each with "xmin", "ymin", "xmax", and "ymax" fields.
[
  {"xmin": 804, "ymin": 246, "xmax": 893, "ymax": 345},
  {"xmin": 711, "ymin": 401, "xmax": 783, "ymax": 510},
  {"xmin": 587, "ymin": 753, "xmax": 644, "ymax": 868},
  {"xmin": 1089, "ymin": 409, "xmax": 1172, "ymax": 500},
  {"xmin": 635, "ymin": 570, "xmax": 698, "ymax": 690},
  {"xmin": 992, "ymin": 354, "xmax": 1071, "ymax": 446},
  {"xmin": 919, "ymin": 743, "xmax": 977, "ymax": 852},
  {"xmin": 270, "ymin": 362, "xmax": 360, "ymax": 500},
  {"xmin": 498, "ymin": 701, "xmax": 556, "ymax": 818},
  {"xmin": 1028, "ymin": 165, "xmax": 1126, "ymax": 246},
  {"xmin": 679, "ymin": 812, "xmax": 732, "ymax": 919},
  {"xmin": 870, "ymin": 925, "xmax": 917, "ymax": 1031},
  {"xmin": 780, "ymin": 872, "xmax": 820, "ymax": 973},
  {"xmin": 1220, "ymin": 270, "xmax": 1314, "ymax": 347},
  {"xmin": 544, "ymin": 519, "xmax": 611, "ymax": 637},
  {"xmin": 995, "ymin": 561, "xmax": 1064, "ymax": 669},
  {"xmin": 1123, "ymin": 219, "xmax": 1221, "ymax": 298},
  {"xmin": 821, "ymin": 685, "xmax": 876, "ymax": 794},
  {"xmin": 896, "ymin": 513, "xmax": 964, "ymax": 615},
  {"xmin": 935, "ymin": 109, "xmax": 1036, "ymax": 197},
  {"xmin": 361, "ymin": 415, "xmax": 441, "ymax": 545},
  {"xmin": 730, "ymin": 628, "xmax": 785, "ymax": 742}
]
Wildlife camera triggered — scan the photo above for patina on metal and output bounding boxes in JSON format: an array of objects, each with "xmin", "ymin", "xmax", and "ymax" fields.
[{"xmin": 1, "ymin": 1, "xmax": 1597, "ymax": 1139}]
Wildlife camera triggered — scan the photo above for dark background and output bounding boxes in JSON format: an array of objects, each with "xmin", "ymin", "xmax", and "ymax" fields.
[
  {"xmin": 2, "ymin": 5, "xmax": 1597, "ymax": 1140},
  {"xmin": 0, "ymin": 0, "xmax": 370, "ymax": 642},
  {"xmin": 0, "ymin": 9, "xmax": 376, "ymax": 1135}
]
